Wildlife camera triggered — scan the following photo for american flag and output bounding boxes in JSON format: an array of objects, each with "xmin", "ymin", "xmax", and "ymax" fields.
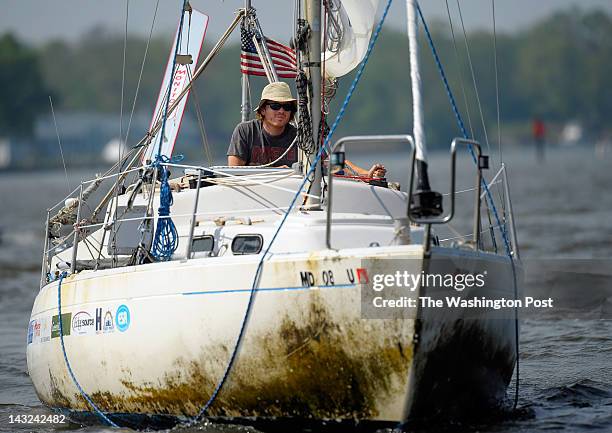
[{"xmin": 240, "ymin": 25, "xmax": 297, "ymax": 79}]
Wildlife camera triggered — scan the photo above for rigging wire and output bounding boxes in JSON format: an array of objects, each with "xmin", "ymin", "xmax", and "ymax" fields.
[
  {"xmin": 321, "ymin": 1, "xmax": 328, "ymax": 142},
  {"xmin": 415, "ymin": 1, "xmax": 509, "ymax": 252},
  {"xmin": 110, "ymin": 0, "xmax": 130, "ymax": 268},
  {"xmin": 156, "ymin": 0, "xmax": 187, "ymax": 158},
  {"xmin": 123, "ymin": 0, "xmax": 160, "ymax": 151},
  {"xmin": 186, "ymin": 68, "xmax": 213, "ymax": 166},
  {"xmin": 444, "ymin": 0, "xmax": 475, "ymax": 139},
  {"xmin": 490, "ymin": 0, "xmax": 518, "ymax": 409},
  {"xmin": 119, "ymin": 0, "xmax": 129, "ymax": 166},
  {"xmin": 48, "ymin": 96, "xmax": 70, "ymax": 192},
  {"xmin": 190, "ymin": 0, "xmax": 394, "ymax": 423},
  {"xmin": 490, "ymin": 0, "xmax": 506, "ymax": 221},
  {"xmin": 454, "ymin": 0, "xmax": 492, "ymax": 160},
  {"xmin": 149, "ymin": 0, "xmax": 189, "ymax": 261},
  {"xmin": 491, "ymin": 0, "xmax": 503, "ymax": 166},
  {"xmin": 442, "ymin": 0, "xmax": 497, "ymax": 247},
  {"xmin": 247, "ymin": 70, "xmax": 253, "ymax": 120},
  {"xmin": 417, "ymin": 1, "xmax": 519, "ymax": 409}
]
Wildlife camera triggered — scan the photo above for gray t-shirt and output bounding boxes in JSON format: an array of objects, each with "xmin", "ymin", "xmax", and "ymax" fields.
[{"xmin": 227, "ymin": 119, "xmax": 297, "ymax": 166}]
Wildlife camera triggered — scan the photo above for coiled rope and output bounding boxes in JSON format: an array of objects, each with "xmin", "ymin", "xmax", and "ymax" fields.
[
  {"xmin": 150, "ymin": 156, "xmax": 179, "ymax": 261},
  {"xmin": 150, "ymin": 0, "xmax": 188, "ymax": 261},
  {"xmin": 191, "ymin": 0, "xmax": 394, "ymax": 422},
  {"xmin": 296, "ymin": 71, "xmax": 316, "ymax": 154}
]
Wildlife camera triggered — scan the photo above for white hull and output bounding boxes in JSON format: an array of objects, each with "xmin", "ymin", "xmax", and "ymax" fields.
[{"xmin": 28, "ymin": 243, "xmax": 518, "ymax": 425}]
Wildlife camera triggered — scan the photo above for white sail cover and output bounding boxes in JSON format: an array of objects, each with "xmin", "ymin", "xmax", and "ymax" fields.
[
  {"xmin": 323, "ymin": 0, "xmax": 380, "ymax": 78},
  {"xmin": 143, "ymin": 9, "xmax": 209, "ymax": 162}
]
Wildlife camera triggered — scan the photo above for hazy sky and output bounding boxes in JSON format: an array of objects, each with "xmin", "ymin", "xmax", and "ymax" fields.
[{"xmin": 2, "ymin": 0, "xmax": 612, "ymax": 45}]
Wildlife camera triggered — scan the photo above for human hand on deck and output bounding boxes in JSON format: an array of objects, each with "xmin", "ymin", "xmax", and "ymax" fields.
[{"xmin": 368, "ymin": 163, "xmax": 386, "ymax": 178}]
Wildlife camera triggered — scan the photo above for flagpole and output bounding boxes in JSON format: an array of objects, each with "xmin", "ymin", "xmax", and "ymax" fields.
[{"xmin": 241, "ymin": 0, "xmax": 252, "ymax": 122}]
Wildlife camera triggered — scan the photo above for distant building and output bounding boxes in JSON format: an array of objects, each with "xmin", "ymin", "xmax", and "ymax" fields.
[{"xmin": 0, "ymin": 111, "xmax": 214, "ymax": 171}]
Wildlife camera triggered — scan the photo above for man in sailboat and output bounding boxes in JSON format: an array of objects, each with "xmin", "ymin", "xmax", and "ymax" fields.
[
  {"xmin": 227, "ymin": 82, "xmax": 387, "ymax": 178},
  {"xmin": 227, "ymin": 82, "xmax": 298, "ymax": 167}
]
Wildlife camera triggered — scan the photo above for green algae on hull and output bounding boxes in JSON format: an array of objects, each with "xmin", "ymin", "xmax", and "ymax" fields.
[{"xmin": 48, "ymin": 295, "xmax": 414, "ymax": 419}]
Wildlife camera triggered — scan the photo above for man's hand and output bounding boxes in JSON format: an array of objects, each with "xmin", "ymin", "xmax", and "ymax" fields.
[{"xmin": 368, "ymin": 163, "xmax": 386, "ymax": 178}]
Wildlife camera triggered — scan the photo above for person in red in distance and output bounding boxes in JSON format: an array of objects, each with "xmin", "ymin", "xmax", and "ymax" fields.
[
  {"xmin": 227, "ymin": 82, "xmax": 386, "ymax": 178},
  {"xmin": 532, "ymin": 117, "xmax": 546, "ymax": 162}
]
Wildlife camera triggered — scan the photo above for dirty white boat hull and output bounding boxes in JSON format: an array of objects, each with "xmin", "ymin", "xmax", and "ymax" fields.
[
  {"xmin": 407, "ymin": 247, "xmax": 520, "ymax": 418},
  {"xmin": 27, "ymin": 244, "xmax": 518, "ymax": 427}
]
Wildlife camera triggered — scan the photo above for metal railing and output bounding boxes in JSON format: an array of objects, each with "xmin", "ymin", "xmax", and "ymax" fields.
[
  {"xmin": 501, "ymin": 163, "xmax": 520, "ymax": 258},
  {"xmin": 406, "ymin": 137, "xmax": 518, "ymax": 258},
  {"xmin": 407, "ymin": 138, "xmax": 486, "ymax": 250},
  {"xmin": 40, "ymin": 145, "xmax": 520, "ymax": 287},
  {"xmin": 326, "ymin": 135, "xmax": 415, "ymax": 249},
  {"xmin": 39, "ymin": 163, "xmax": 304, "ymax": 287}
]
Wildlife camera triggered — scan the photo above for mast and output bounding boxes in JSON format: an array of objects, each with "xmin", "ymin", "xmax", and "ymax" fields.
[
  {"xmin": 241, "ymin": 0, "xmax": 252, "ymax": 122},
  {"xmin": 406, "ymin": 0, "xmax": 442, "ymax": 218},
  {"xmin": 407, "ymin": 0, "xmax": 426, "ymax": 175},
  {"xmin": 304, "ymin": 0, "xmax": 323, "ymax": 210}
]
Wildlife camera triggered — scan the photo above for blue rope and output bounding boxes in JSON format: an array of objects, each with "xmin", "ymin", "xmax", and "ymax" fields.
[
  {"xmin": 149, "ymin": 0, "xmax": 187, "ymax": 261},
  {"xmin": 150, "ymin": 155, "xmax": 179, "ymax": 261},
  {"xmin": 193, "ymin": 0, "xmax": 394, "ymax": 421},
  {"xmin": 416, "ymin": 3, "xmax": 469, "ymax": 140},
  {"xmin": 416, "ymin": 2, "xmax": 520, "ymax": 410},
  {"xmin": 415, "ymin": 1, "xmax": 512, "ymax": 258},
  {"xmin": 56, "ymin": 272, "xmax": 119, "ymax": 427}
]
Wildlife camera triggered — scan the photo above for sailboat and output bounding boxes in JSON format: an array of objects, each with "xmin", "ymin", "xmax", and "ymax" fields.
[{"xmin": 27, "ymin": 0, "xmax": 521, "ymax": 429}]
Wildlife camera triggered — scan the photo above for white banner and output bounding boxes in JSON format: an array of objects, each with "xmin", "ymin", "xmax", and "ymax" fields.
[{"xmin": 143, "ymin": 9, "xmax": 209, "ymax": 162}]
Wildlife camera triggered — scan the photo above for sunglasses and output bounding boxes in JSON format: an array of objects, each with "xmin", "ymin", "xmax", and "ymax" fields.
[{"xmin": 266, "ymin": 102, "xmax": 296, "ymax": 112}]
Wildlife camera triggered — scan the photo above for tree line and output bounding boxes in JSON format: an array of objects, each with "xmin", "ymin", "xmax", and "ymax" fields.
[{"xmin": 1, "ymin": 8, "xmax": 611, "ymax": 152}]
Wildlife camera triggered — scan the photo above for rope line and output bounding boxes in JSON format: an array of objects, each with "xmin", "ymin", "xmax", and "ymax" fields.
[
  {"xmin": 150, "ymin": 0, "xmax": 188, "ymax": 261},
  {"xmin": 186, "ymin": 68, "xmax": 214, "ymax": 166},
  {"xmin": 124, "ymin": 0, "xmax": 160, "ymax": 149},
  {"xmin": 416, "ymin": 0, "xmax": 519, "ymax": 410},
  {"xmin": 454, "ymin": 0, "xmax": 492, "ymax": 158},
  {"xmin": 490, "ymin": 0, "xmax": 507, "ymax": 211},
  {"xmin": 191, "ymin": 0, "xmax": 394, "ymax": 422},
  {"xmin": 415, "ymin": 1, "xmax": 510, "ymax": 256},
  {"xmin": 444, "ymin": 0, "xmax": 475, "ymax": 138},
  {"xmin": 56, "ymin": 272, "xmax": 119, "ymax": 427},
  {"xmin": 119, "ymin": 0, "xmax": 129, "ymax": 165},
  {"xmin": 150, "ymin": 156, "xmax": 180, "ymax": 261},
  {"xmin": 156, "ymin": 0, "xmax": 188, "ymax": 158},
  {"xmin": 491, "ymin": 0, "xmax": 502, "ymax": 166},
  {"xmin": 48, "ymin": 96, "xmax": 70, "ymax": 193}
]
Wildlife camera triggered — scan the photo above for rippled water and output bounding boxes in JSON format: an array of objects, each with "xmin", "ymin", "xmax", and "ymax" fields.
[{"xmin": 1, "ymin": 148, "xmax": 611, "ymax": 432}]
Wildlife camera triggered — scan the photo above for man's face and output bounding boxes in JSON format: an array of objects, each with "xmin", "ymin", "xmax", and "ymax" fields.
[{"xmin": 262, "ymin": 101, "xmax": 293, "ymax": 129}]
